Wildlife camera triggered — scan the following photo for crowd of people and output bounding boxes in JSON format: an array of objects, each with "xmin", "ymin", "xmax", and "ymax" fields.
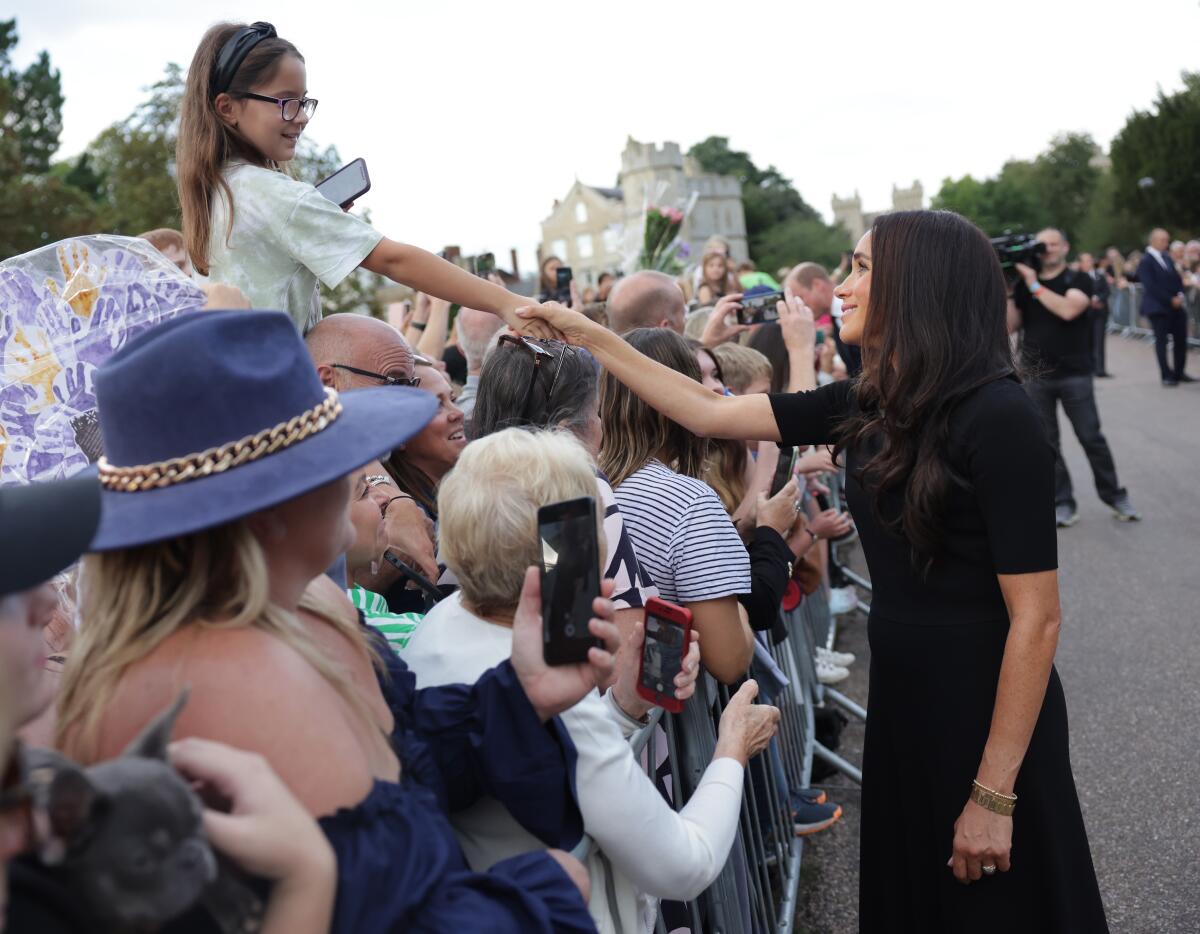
[{"xmin": 3, "ymin": 16, "xmax": 1167, "ymax": 934}]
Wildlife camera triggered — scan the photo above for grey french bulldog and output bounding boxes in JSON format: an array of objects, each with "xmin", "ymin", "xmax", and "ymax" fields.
[{"xmin": 21, "ymin": 690, "xmax": 265, "ymax": 933}]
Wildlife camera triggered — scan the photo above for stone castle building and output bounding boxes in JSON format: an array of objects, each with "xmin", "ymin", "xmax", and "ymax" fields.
[
  {"xmin": 540, "ymin": 138, "xmax": 748, "ymax": 287},
  {"xmin": 831, "ymin": 181, "xmax": 925, "ymax": 242}
]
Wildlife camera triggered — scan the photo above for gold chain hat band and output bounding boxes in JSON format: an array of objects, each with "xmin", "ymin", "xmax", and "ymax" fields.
[{"xmin": 98, "ymin": 388, "xmax": 343, "ymax": 493}]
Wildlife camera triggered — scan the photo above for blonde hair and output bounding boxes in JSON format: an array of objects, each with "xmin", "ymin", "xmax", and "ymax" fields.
[
  {"xmin": 705, "ymin": 438, "xmax": 749, "ymax": 515},
  {"xmin": 438, "ymin": 429, "xmax": 601, "ymax": 614},
  {"xmin": 711, "ymin": 342, "xmax": 773, "ymax": 394},
  {"xmin": 57, "ymin": 519, "xmax": 377, "ymax": 762},
  {"xmin": 177, "ymin": 23, "xmax": 303, "ymax": 276}
]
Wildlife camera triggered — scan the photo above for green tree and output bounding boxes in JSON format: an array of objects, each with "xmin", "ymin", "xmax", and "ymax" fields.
[
  {"xmin": 687, "ymin": 136, "xmax": 845, "ymax": 268},
  {"xmin": 1032, "ymin": 132, "xmax": 1102, "ymax": 241},
  {"xmin": 0, "ymin": 19, "xmax": 100, "ymax": 258},
  {"xmin": 1110, "ymin": 71, "xmax": 1200, "ymax": 236},
  {"xmin": 87, "ymin": 64, "xmax": 184, "ymax": 233}
]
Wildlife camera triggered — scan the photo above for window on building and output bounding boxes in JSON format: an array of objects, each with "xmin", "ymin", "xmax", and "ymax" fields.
[
  {"xmin": 575, "ymin": 201, "xmax": 588, "ymax": 224},
  {"xmin": 602, "ymin": 226, "xmax": 621, "ymax": 255},
  {"xmin": 576, "ymin": 233, "xmax": 594, "ymax": 260},
  {"xmin": 551, "ymin": 239, "xmax": 568, "ymax": 260}
]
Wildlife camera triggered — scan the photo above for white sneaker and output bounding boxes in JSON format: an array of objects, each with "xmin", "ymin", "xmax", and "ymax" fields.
[
  {"xmin": 817, "ymin": 646, "xmax": 856, "ymax": 667},
  {"xmin": 828, "ymin": 586, "xmax": 858, "ymax": 616},
  {"xmin": 816, "ymin": 657, "xmax": 850, "ymax": 685}
]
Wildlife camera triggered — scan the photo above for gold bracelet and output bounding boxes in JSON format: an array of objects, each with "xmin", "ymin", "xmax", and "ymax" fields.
[{"xmin": 970, "ymin": 780, "xmax": 1017, "ymax": 817}]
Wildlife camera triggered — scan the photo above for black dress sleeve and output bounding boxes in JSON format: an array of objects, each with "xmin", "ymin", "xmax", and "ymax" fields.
[
  {"xmin": 961, "ymin": 381, "xmax": 1058, "ymax": 575},
  {"xmin": 767, "ymin": 381, "xmax": 854, "ymax": 447},
  {"xmin": 738, "ymin": 527, "xmax": 793, "ymax": 632}
]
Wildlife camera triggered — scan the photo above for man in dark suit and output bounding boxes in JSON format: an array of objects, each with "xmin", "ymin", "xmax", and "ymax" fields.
[
  {"xmin": 1078, "ymin": 252, "xmax": 1112, "ymax": 377},
  {"xmin": 1136, "ymin": 228, "xmax": 1193, "ymax": 386}
]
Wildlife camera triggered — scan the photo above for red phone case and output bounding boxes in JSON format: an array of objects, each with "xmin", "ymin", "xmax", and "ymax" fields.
[{"xmin": 636, "ymin": 597, "xmax": 693, "ymax": 714}]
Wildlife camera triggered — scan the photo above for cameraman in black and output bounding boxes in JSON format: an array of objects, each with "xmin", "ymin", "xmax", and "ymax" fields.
[{"xmin": 1009, "ymin": 228, "xmax": 1140, "ymax": 527}]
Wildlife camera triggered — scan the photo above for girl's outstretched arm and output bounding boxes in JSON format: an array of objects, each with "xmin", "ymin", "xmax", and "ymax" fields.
[{"xmin": 363, "ymin": 240, "xmax": 558, "ymax": 339}]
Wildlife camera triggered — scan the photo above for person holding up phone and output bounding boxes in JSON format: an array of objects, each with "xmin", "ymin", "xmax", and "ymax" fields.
[
  {"xmin": 177, "ymin": 22, "xmax": 557, "ymax": 338},
  {"xmin": 403, "ymin": 428, "xmax": 780, "ymax": 934},
  {"xmin": 517, "ymin": 212, "xmax": 1108, "ymax": 932}
]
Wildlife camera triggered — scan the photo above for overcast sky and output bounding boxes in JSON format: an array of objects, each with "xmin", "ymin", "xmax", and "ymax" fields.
[{"xmin": 8, "ymin": 0, "xmax": 1196, "ymax": 272}]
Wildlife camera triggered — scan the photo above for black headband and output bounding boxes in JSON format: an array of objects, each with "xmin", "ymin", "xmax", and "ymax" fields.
[{"xmin": 211, "ymin": 21, "xmax": 278, "ymax": 96}]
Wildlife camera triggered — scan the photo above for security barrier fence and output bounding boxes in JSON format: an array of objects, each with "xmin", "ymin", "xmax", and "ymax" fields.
[
  {"xmin": 577, "ymin": 480, "xmax": 870, "ymax": 933},
  {"xmin": 1108, "ymin": 283, "xmax": 1200, "ymax": 347}
]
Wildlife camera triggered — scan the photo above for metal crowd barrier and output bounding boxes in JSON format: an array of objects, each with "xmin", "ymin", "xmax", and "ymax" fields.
[
  {"xmin": 576, "ymin": 472, "xmax": 872, "ymax": 933},
  {"xmin": 1107, "ymin": 283, "xmax": 1200, "ymax": 347}
]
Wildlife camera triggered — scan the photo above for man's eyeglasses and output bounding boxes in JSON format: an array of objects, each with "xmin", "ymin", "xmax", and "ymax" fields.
[
  {"xmin": 497, "ymin": 335, "xmax": 572, "ymax": 420},
  {"xmin": 331, "ymin": 364, "xmax": 420, "ymax": 388},
  {"xmin": 238, "ymin": 92, "xmax": 318, "ymax": 122}
]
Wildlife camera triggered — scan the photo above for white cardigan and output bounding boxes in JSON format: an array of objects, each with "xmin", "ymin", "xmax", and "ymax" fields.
[{"xmin": 402, "ymin": 592, "xmax": 745, "ymax": 934}]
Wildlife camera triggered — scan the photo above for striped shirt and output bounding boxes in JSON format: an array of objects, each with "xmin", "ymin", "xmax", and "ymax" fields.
[
  {"xmin": 612, "ymin": 460, "xmax": 751, "ymax": 605},
  {"xmin": 348, "ymin": 585, "xmax": 424, "ymax": 654}
]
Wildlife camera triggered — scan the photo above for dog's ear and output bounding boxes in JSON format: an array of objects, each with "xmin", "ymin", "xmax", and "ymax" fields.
[
  {"xmin": 121, "ymin": 687, "xmax": 190, "ymax": 761},
  {"xmin": 22, "ymin": 750, "xmax": 101, "ymax": 866}
]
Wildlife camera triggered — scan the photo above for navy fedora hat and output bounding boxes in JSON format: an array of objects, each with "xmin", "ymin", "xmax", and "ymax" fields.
[{"xmin": 87, "ymin": 310, "xmax": 437, "ymax": 551}]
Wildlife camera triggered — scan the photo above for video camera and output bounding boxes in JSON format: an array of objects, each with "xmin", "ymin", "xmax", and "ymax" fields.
[{"xmin": 990, "ymin": 233, "xmax": 1047, "ymax": 277}]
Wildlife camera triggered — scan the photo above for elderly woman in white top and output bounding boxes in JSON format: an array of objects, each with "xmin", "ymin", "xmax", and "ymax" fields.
[{"xmin": 403, "ymin": 429, "xmax": 780, "ymax": 934}]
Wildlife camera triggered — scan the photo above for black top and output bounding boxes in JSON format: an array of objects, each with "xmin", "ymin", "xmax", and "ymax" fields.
[
  {"xmin": 1013, "ymin": 269, "xmax": 1093, "ymax": 377},
  {"xmin": 768, "ymin": 379, "xmax": 1057, "ymax": 625}
]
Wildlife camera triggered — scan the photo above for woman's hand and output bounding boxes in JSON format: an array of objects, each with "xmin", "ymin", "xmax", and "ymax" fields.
[
  {"xmin": 778, "ymin": 294, "xmax": 816, "ymax": 352},
  {"xmin": 700, "ymin": 293, "xmax": 751, "ymax": 347},
  {"xmin": 796, "ymin": 447, "xmax": 838, "ymax": 477},
  {"xmin": 809, "ymin": 508, "xmax": 853, "ymax": 540},
  {"xmin": 510, "ymin": 567, "xmax": 621, "ymax": 722},
  {"xmin": 755, "ymin": 478, "xmax": 801, "ymax": 538},
  {"xmin": 713, "ymin": 680, "xmax": 780, "ymax": 767},
  {"xmin": 168, "ymin": 738, "xmax": 335, "ymax": 883},
  {"xmin": 611, "ymin": 620, "xmax": 701, "ymax": 719},
  {"xmin": 515, "ymin": 301, "xmax": 599, "ymax": 347},
  {"xmin": 947, "ymin": 798, "xmax": 1013, "ymax": 883},
  {"xmin": 380, "ymin": 496, "xmax": 439, "ymax": 583}
]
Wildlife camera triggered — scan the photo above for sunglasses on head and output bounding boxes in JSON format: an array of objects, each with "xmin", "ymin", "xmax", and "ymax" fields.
[{"xmin": 497, "ymin": 335, "xmax": 573, "ymax": 421}]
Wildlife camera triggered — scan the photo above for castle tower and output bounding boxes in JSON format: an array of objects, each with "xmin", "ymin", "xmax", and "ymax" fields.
[
  {"xmin": 891, "ymin": 181, "xmax": 924, "ymax": 213},
  {"xmin": 832, "ymin": 191, "xmax": 866, "ymax": 241}
]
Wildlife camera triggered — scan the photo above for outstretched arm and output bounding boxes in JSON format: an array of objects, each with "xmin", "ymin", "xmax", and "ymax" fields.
[
  {"xmin": 363, "ymin": 240, "xmax": 557, "ymax": 339},
  {"xmin": 516, "ymin": 301, "xmax": 820, "ymax": 442}
]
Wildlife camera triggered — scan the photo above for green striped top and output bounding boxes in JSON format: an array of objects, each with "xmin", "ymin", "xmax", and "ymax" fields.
[{"xmin": 348, "ymin": 585, "xmax": 424, "ymax": 654}]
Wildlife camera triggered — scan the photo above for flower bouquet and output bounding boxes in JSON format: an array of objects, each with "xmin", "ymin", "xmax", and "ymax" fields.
[
  {"xmin": 638, "ymin": 205, "xmax": 686, "ymax": 272},
  {"xmin": 0, "ymin": 235, "xmax": 205, "ymax": 483}
]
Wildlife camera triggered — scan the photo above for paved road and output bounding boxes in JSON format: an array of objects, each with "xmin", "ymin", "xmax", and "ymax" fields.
[{"xmin": 796, "ymin": 335, "xmax": 1200, "ymax": 933}]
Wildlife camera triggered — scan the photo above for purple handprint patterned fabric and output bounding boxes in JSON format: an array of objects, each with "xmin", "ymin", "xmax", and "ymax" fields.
[{"xmin": 0, "ymin": 235, "xmax": 206, "ymax": 484}]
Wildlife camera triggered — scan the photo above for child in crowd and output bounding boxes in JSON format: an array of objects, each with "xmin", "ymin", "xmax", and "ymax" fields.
[{"xmin": 176, "ymin": 21, "xmax": 553, "ymax": 337}]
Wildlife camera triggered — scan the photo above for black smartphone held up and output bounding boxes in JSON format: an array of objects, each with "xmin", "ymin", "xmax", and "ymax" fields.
[
  {"xmin": 315, "ymin": 157, "xmax": 371, "ymax": 209},
  {"xmin": 737, "ymin": 290, "xmax": 784, "ymax": 325},
  {"xmin": 552, "ymin": 265, "xmax": 573, "ymax": 304},
  {"xmin": 769, "ymin": 445, "xmax": 798, "ymax": 497},
  {"xmin": 538, "ymin": 496, "xmax": 602, "ymax": 666},
  {"xmin": 636, "ymin": 598, "xmax": 692, "ymax": 713}
]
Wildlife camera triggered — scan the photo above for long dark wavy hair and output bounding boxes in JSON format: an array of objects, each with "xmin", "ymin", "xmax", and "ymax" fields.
[
  {"xmin": 468, "ymin": 339, "xmax": 598, "ymax": 441},
  {"xmin": 835, "ymin": 210, "xmax": 1017, "ymax": 571}
]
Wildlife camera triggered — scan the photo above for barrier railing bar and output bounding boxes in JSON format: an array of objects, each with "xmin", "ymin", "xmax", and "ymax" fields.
[
  {"xmin": 813, "ymin": 741, "xmax": 863, "ymax": 785},
  {"xmin": 823, "ymin": 687, "xmax": 868, "ymax": 723}
]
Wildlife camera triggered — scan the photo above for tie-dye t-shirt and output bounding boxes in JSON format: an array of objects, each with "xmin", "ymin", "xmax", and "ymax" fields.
[{"xmin": 208, "ymin": 162, "xmax": 383, "ymax": 333}]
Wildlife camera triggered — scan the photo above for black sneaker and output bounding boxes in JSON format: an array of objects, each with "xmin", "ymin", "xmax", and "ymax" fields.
[
  {"xmin": 1178, "ymin": 374, "xmax": 1196, "ymax": 384},
  {"xmin": 1163, "ymin": 379, "xmax": 1179, "ymax": 387},
  {"xmin": 1110, "ymin": 495, "xmax": 1141, "ymax": 522},
  {"xmin": 1055, "ymin": 504, "xmax": 1079, "ymax": 528}
]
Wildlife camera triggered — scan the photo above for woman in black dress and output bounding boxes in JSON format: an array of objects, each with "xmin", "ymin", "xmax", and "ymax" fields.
[{"xmin": 520, "ymin": 210, "xmax": 1108, "ymax": 933}]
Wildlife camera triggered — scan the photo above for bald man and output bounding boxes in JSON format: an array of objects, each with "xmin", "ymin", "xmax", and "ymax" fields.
[
  {"xmin": 605, "ymin": 270, "xmax": 686, "ymax": 335},
  {"xmin": 305, "ymin": 313, "xmax": 418, "ymax": 390}
]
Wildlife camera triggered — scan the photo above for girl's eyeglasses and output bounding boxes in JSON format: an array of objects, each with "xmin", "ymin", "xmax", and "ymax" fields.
[
  {"xmin": 497, "ymin": 335, "xmax": 572, "ymax": 420},
  {"xmin": 238, "ymin": 92, "xmax": 319, "ymax": 122}
]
